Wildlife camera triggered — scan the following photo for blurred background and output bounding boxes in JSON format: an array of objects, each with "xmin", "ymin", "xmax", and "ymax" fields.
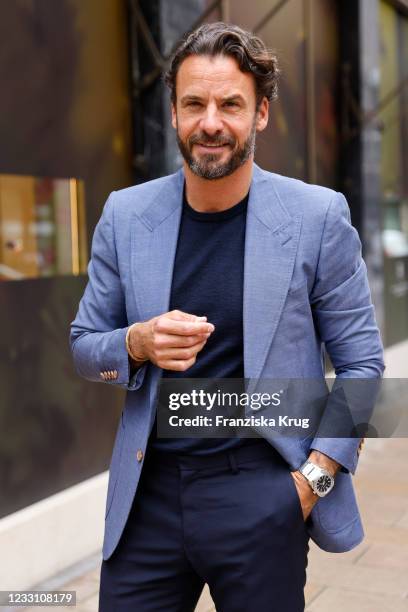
[{"xmin": 0, "ymin": 1, "xmax": 407, "ymax": 610}]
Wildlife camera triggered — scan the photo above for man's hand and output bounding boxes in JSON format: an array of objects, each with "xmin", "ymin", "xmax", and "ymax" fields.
[
  {"xmin": 128, "ymin": 310, "xmax": 215, "ymax": 371},
  {"xmin": 290, "ymin": 451, "xmax": 340, "ymax": 520},
  {"xmin": 290, "ymin": 471, "xmax": 319, "ymax": 521}
]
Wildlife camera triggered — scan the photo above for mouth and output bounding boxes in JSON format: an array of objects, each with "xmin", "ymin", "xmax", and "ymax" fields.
[{"xmin": 194, "ymin": 143, "xmax": 230, "ymax": 153}]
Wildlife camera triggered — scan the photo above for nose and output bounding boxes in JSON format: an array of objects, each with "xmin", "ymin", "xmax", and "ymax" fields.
[{"xmin": 199, "ymin": 103, "xmax": 224, "ymax": 136}]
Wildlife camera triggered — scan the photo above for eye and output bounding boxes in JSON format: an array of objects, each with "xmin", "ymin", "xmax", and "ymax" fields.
[{"xmin": 223, "ymin": 101, "xmax": 239, "ymax": 108}]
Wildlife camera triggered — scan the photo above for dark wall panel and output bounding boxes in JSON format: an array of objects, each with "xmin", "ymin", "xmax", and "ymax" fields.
[
  {"xmin": 0, "ymin": 0, "xmax": 134, "ymax": 515},
  {"xmin": 0, "ymin": 277, "xmax": 124, "ymax": 518}
]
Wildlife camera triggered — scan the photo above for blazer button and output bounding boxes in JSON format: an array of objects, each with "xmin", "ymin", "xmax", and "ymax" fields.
[{"xmin": 136, "ymin": 449, "xmax": 144, "ymax": 462}]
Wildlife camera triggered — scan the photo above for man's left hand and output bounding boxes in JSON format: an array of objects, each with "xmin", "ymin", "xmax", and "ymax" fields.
[
  {"xmin": 290, "ymin": 471, "xmax": 319, "ymax": 521},
  {"xmin": 290, "ymin": 450, "xmax": 341, "ymax": 520}
]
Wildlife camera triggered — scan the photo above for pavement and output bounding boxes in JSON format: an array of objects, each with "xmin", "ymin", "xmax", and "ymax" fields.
[{"xmin": 21, "ymin": 437, "xmax": 408, "ymax": 612}]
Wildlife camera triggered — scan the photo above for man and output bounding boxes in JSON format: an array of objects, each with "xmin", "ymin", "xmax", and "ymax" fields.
[{"xmin": 70, "ymin": 22, "xmax": 385, "ymax": 612}]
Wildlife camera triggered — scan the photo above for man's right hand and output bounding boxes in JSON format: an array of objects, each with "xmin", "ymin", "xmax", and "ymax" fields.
[{"xmin": 127, "ymin": 310, "xmax": 215, "ymax": 372}]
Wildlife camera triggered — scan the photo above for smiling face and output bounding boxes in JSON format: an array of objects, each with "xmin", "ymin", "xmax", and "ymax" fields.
[{"xmin": 171, "ymin": 54, "xmax": 268, "ymax": 180}]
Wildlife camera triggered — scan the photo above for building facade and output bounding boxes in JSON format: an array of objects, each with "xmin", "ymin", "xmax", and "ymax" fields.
[{"xmin": 0, "ymin": 0, "xmax": 407, "ymax": 516}]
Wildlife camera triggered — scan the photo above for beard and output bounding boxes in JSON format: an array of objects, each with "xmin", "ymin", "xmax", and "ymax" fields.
[{"xmin": 176, "ymin": 116, "xmax": 257, "ymax": 180}]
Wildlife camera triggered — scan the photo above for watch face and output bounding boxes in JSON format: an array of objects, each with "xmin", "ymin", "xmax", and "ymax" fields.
[{"xmin": 316, "ymin": 474, "xmax": 333, "ymax": 494}]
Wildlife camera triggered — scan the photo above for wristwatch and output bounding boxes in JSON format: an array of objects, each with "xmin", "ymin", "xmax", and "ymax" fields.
[{"xmin": 299, "ymin": 460, "xmax": 335, "ymax": 497}]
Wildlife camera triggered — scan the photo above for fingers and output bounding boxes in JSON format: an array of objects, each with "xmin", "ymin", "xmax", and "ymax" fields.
[
  {"xmin": 154, "ymin": 332, "xmax": 211, "ymax": 349},
  {"xmin": 154, "ymin": 313, "xmax": 215, "ymax": 337},
  {"xmin": 166, "ymin": 309, "xmax": 207, "ymax": 322},
  {"xmin": 147, "ymin": 310, "xmax": 215, "ymax": 371},
  {"xmin": 159, "ymin": 356, "xmax": 198, "ymax": 372},
  {"xmin": 291, "ymin": 471, "xmax": 318, "ymax": 522},
  {"xmin": 157, "ymin": 338, "xmax": 208, "ymax": 361},
  {"xmin": 152, "ymin": 337, "xmax": 208, "ymax": 369}
]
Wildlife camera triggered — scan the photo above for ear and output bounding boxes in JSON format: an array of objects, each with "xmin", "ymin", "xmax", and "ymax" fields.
[
  {"xmin": 255, "ymin": 97, "xmax": 269, "ymax": 132},
  {"xmin": 171, "ymin": 103, "xmax": 177, "ymax": 129}
]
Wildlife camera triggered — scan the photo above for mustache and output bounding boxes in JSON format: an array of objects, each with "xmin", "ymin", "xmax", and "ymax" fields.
[{"xmin": 189, "ymin": 133, "xmax": 235, "ymax": 147}]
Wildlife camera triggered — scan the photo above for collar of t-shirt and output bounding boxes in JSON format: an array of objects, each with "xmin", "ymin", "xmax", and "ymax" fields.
[{"xmin": 182, "ymin": 186, "xmax": 249, "ymax": 222}]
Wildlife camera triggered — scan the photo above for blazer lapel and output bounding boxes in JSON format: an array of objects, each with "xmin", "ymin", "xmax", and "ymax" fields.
[
  {"xmin": 130, "ymin": 169, "xmax": 184, "ymax": 322},
  {"xmin": 244, "ymin": 165, "xmax": 302, "ymax": 383}
]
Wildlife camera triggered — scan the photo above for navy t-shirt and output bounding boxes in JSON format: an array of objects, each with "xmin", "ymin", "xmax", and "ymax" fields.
[{"xmin": 149, "ymin": 186, "xmax": 255, "ymax": 454}]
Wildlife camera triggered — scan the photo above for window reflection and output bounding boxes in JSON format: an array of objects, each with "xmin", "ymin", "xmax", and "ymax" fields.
[
  {"xmin": 228, "ymin": 0, "xmax": 339, "ymax": 188},
  {"xmin": 383, "ymin": 192, "xmax": 408, "ymax": 258},
  {"xmin": 379, "ymin": 1, "xmax": 408, "ymax": 259},
  {"xmin": 0, "ymin": 175, "xmax": 87, "ymax": 280},
  {"xmin": 379, "ymin": 1, "xmax": 408, "ymax": 345}
]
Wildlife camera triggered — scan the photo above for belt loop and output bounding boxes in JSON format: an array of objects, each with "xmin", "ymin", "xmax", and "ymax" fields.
[{"xmin": 227, "ymin": 451, "xmax": 239, "ymax": 474}]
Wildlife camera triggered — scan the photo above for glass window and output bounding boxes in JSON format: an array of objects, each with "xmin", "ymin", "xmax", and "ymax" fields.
[
  {"xmin": 379, "ymin": 1, "xmax": 408, "ymax": 345},
  {"xmin": 0, "ymin": 175, "xmax": 87, "ymax": 280},
  {"xmin": 228, "ymin": 0, "xmax": 340, "ymax": 187}
]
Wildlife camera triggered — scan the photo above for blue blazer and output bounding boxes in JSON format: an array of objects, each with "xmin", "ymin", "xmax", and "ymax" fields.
[{"xmin": 70, "ymin": 164, "xmax": 385, "ymax": 559}]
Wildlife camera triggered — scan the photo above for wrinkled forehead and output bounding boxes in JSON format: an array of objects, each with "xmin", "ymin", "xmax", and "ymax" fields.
[{"xmin": 175, "ymin": 54, "xmax": 256, "ymax": 102}]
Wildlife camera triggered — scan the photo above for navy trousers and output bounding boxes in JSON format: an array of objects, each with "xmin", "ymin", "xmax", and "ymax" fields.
[{"xmin": 99, "ymin": 439, "xmax": 310, "ymax": 611}]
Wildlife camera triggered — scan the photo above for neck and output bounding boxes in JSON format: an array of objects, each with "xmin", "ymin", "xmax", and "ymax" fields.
[{"xmin": 183, "ymin": 158, "xmax": 254, "ymax": 212}]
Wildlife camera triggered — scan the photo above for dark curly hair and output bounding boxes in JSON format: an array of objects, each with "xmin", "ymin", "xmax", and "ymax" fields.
[{"xmin": 164, "ymin": 22, "xmax": 280, "ymax": 109}]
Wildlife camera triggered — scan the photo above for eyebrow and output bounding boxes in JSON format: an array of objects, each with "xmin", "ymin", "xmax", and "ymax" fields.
[
  {"xmin": 180, "ymin": 94, "xmax": 246, "ymax": 105},
  {"xmin": 220, "ymin": 94, "xmax": 246, "ymax": 104},
  {"xmin": 180, "ymin": 95, "xmax": 203, "ymax": 104}
]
